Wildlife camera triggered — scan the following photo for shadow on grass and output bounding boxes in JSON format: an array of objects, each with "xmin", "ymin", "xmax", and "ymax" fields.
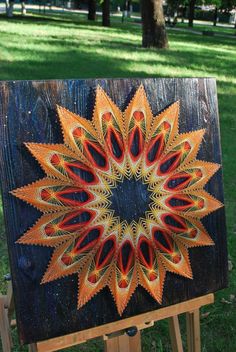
[
  {"xmin": 0, "ymin": 12, "xmax": 137, "ymax": 35},
  {"xmin": 0, "ymin": 33, "xmax": 235, "ymax": 84}
]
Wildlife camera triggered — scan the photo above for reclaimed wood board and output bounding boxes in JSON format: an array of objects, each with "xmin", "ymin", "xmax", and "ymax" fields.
[{"xmin": 0, "ymin": 78, "xmax": 227, "ymax": 344}]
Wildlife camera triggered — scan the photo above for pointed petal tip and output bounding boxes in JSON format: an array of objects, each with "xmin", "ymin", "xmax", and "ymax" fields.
[
  {"xmin": 77, "ymin": 298, "xmax": 85, "ymax": 310},
  {"xmin": 117, "ymin": 304, "xmax": 126, "ymax": 316},
  {"xmin": 40, "ymin": 276, "xmax": 49, "ymax": 285},
  {"xmin": 56, "ymin": 104, "xmax": 64, "ymax": 114},
  {"xmin": 208, "ymin": 239, "xmax": 215, "ymax": 246},
  {"xmin": 15, "ymin": 237, "xmax": 24, "ymax": 244},
  {"xmin": 173, "ymin": 100, "xmax": 180, "ymax": 110},
  {"xmin": 41, "ymin": 270, "xmax": 53, "ymax": 284},
  {"xmin": 138, "ymin": 83, "xmax": 145, "ymax": 90},
  {"xmin": 24, "ymin": 142, "xmax": 38, "ymax": 152},
  {"xmin": 9, "ymin": 189, "xmax": 16, "ymax": 196},
  {"xmin": 96, "ymin": 84, "xmax": 103, "ymax": 91},
  {"xmin": 196, "ymin": 128, "xmax": 206, "ymax": 140}
]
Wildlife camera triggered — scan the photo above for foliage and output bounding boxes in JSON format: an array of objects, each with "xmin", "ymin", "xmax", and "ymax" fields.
[
  {"xmin": 221, "ymin": 0, "xmax": 236, "ymax": 10},
  {"xmin": 166, "ymin": 0, "xmax": 236, "ymax": 12},
  {"xmin": 203, "ymin": 0, "xmax": 222, "ymax": 6},
  {"xmin": 0, "ymin": 11, "xmax": 236, "ymax": 352}
]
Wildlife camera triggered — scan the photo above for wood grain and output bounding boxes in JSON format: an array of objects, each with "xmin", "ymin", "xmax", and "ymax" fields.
[
  {"xmin": 0, "ymin": 79, "xmax": 227, "ymax": 344},
  {"xmin": 36, "ymin": 294, "xmax": 214, "ymax": 352},
  {"xmin": 168, "ymin": 316, "xmax": 183, "ymax": 352}
]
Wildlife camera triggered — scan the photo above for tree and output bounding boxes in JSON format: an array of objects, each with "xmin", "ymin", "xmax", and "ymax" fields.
[
  {"xmin": 221, "ymin": 0, "xmax": 236, "ymax": 10},
  {"xmin": 204, "ymin": 0, "xmax": 221, "ymax": 26},
  {"xmin": 88, "ymin": 0, "xmax": 96, "ymax": 20},
  {"xmin": 221, "ymin": 0, "xmax": 236, "ymax": 27},
  {"xmin": 102, "ymin": 0, "xmax": 110, "ymax": 26},
  {"xmin": 141, "ymin": 0, "xmax": 169, "ymax": 48},
  {"xmin": 212, "ymin": 0, "xmax": 221, "ymax": 26},
  {"xmin": 166, "ymin": 0, "xmax": 181, "ymax": 16},
  {"xmin": 123, "ymin": 0, "xmax": 132, "ymax": 15},
  {"xmin": 188, "ymin": 0, "xmax": 196, "ymax": 27}
]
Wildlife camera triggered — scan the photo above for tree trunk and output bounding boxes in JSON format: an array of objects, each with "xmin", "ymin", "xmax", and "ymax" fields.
[
  {"xmin": 127, "ymin": 0, "xmax": 132, "ymax": 17},
  {"xmin": 141, "ymin": 0, "xmax": 169, "ymax": 49},
  {"xmin": 213, "ymin": 6, "xmax": 218, "ymax": 26},
  {"xmin": 181, "ymin": 6, "xmax": 186, "ymax": 23},
  {"xmin": 7, "ymin": 0, "xmax": 14, "ymax": 17},
  {"xmin": 88, "ymin": 0, "xmax": 96, "ymax": 21},
  {"xmin": 123, "ymin": 0, "xmax": 127, "ymax": 11},
  {"xmin": 5, "ymin": 0, "xmax": 9, "ymax": 13},
  {"xmin": 102, "ymin": 0, "xmax": 110, "ymax": 27},
  {"xmin": 188, "ymin": 0, "xmax": 195, "ymax": 27}
]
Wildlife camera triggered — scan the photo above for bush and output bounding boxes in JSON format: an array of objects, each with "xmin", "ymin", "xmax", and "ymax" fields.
[{"xmin": 194, "ymin": 9, "xmax": 230, "ymax": 23}]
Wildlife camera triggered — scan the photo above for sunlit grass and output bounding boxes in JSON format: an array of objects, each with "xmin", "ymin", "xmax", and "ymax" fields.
[
  {"xmin": 0, "ymin": 11, "xmax": 236, "ymax": 352},
  {"xmin": 177, "ymin": 21, "xmax": 236, "ymax": 35}
]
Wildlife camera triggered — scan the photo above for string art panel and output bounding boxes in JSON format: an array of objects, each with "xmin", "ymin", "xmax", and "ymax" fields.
[{"xmin": 0, "ymin": 79, "xmax": 227, "ymax": 344}]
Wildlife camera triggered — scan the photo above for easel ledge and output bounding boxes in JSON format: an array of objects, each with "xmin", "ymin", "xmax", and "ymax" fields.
[{"xmin": 0, "ymin": 282, "xmax": 214, "ymax": 352}]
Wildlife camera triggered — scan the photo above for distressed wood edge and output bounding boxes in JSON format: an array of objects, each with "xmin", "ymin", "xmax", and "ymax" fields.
[{"xmin": 0, "ymin": 77, "xmax": 217, "ymax": 86}]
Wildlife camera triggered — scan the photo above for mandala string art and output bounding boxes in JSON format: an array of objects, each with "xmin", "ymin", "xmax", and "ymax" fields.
[{"xmin": 12, "ymin": 85, "xmax": 223, "ymax": 315}]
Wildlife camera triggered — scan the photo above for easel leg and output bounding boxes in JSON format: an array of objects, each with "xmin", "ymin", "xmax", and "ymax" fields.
[
  {"xmin": 0, "ymin": 295, "xmax": 12, "ymax": 352},
  {"xmin": 117, "ymin": 335, "xmax": 130, "ymax": 352},
  {"xmin": 129, "ymin": 331, "xmax": 141, "ymax": 352},
  {"xmin": 0, "ymin": 293, "xmax": 211, "ymax": 352},
  {"xmin": 104, "ymin": 332, "xmax": 141, "ymax": 352},
  {"xmin": 28, "ymin": 343, "xmax": 38, "ymax": 352},
  {"xmin": 168, "ymin": 316, "xmax": 183, "ymax": 352},
  {"xmin": 6, "ymin": 283, "xmax": 14, "ymax": 323},
  {"xmin": 186, "ymin": 309, "xmax": 201, "ymax": 352},
  {"xmin": 104, "ymin": 335, "xmax": 122, "ymax": 352}
]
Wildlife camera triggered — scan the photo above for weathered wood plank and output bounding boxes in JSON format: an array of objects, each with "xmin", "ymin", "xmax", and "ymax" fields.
[
  {"xmin": 36, "ymin": 294, "xmax": 214, "ymax": 352},
  {"xmin": 0, "ymin": 79, "xmax": 227, "ymax": 344}
]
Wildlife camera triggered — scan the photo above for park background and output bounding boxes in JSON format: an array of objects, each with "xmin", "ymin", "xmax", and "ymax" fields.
[{"xmin": 0, "ymin": 0, "xmax": 236, "ymax": 351}]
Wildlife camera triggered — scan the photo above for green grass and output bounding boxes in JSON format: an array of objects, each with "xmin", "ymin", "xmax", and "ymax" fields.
[
  {"xmin": 176, "ymin": 21, "xmax": 236, "ymax": 36},
  {"xmin": 0, "ymin": 11, "xmax": 236, "ymax": 352}
]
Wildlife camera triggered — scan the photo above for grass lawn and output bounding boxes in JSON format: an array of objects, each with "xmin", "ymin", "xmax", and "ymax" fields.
[
  {"xmin": 0, "ymin": 11, "xmax": 236, "ymax": 352},
  {"xmin": 176, "ymin": 21, "xmax": 236, "ymax": 35}
]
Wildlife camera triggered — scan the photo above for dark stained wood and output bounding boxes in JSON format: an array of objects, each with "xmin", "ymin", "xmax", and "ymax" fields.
[
  {"xmin": 1, "ymin": 289, "xmax": 214, "ymax": 352},
  {"xmin": 0, "ymin": 78, "xmax": 227, "ymax": 345}
]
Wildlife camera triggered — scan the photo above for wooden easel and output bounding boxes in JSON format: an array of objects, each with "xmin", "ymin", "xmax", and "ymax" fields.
[{"xmin": 0, "ymin": 281, "xmax": 214, "ymax": 352}]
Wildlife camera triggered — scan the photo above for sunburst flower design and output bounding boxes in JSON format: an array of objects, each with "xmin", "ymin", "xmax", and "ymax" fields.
[{"xmin": 12, "ymin": 85, "xmax": 223, "ymax": 315}]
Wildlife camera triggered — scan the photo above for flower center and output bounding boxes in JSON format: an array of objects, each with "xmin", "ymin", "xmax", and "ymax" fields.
[{"xmin": 110, "ymin": 177, "xmax": 151, "ymax": 223}]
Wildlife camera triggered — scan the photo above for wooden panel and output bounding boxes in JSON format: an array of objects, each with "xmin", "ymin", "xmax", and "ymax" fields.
[{"xmin": 0, "ymin": 79, "xmax": 227, "ymax": 344}]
